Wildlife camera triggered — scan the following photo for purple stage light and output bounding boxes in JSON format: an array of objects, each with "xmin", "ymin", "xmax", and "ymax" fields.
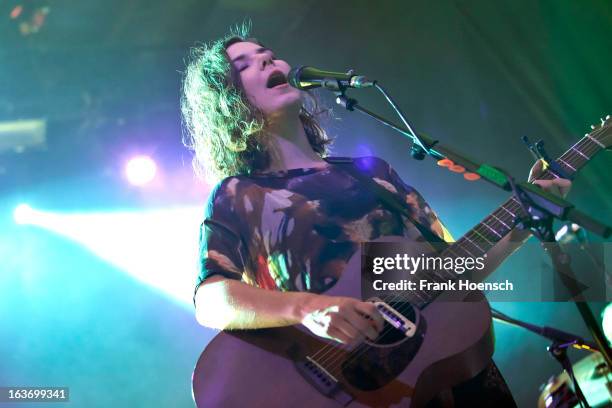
[{"xmin": 125, "ymin": 155, "xmax": 157, "ymax": 186}]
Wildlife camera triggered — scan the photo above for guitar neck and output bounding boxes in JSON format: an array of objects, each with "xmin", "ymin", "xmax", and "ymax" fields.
[{"xmin": 413, "ymin": 129, "xmax": 608, "ymax": 307}]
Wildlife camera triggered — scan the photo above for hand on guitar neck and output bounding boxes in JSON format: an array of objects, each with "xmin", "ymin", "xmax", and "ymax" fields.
[
  {"xmin": 462, "ymin": 158, "xmax": 573, "ymax": 283},
  {"xmin": 529, "ymin": 159, "xmax": 572, "ymax": 197}
]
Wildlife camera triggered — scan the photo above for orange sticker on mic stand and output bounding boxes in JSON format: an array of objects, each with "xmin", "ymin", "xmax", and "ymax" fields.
[
  {"xmin": 463, "ymin": 172, "xmax": 481, "ymax": 181},
  {"xmin": 437, "ymin": 159, "xmax": 453, "ymax": 167}
]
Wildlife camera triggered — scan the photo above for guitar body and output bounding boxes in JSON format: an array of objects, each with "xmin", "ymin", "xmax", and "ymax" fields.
[{"xmin": 192, "ymin": 238, "xmax": 494, "ymax": 408}]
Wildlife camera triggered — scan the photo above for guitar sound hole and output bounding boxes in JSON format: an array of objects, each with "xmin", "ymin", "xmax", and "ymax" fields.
[
  {"xmin": 341, "ymin": 301, "xmax": 425, "ymax": 391},
  {"xmin": 376, "ymin": 322, "xmax": 407, "ymax": 344}
]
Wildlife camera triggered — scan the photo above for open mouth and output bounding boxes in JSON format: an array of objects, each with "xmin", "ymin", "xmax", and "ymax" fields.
[{"xmin": 266, "ymin": 71, "xmax": 288, "ymax": 88}]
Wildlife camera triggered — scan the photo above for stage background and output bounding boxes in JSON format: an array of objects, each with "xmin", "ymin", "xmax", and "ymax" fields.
[{"xmin": 1, "ymin": 0, "xmax": 611, "ymax": 406}]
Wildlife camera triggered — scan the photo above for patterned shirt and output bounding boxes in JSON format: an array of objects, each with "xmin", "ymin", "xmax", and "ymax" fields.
[{"xmin": 194, "ymin": 156, "xmax": 452, "ymax": 297}]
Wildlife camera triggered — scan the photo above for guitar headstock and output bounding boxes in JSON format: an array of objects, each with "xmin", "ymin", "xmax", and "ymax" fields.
[{"xmin": 588, "ymin": 114, "xmax": 612, "ymax": 149}]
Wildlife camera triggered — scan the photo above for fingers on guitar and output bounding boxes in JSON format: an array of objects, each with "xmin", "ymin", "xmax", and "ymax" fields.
[{"xmin": 353, "ymin": 302, "xmax": 383, "ymax": 327}]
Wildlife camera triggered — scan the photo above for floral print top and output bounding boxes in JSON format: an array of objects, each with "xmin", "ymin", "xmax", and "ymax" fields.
[{"xmin": 194, "ymin": 156, "xmax": 452, "ymax": 297}]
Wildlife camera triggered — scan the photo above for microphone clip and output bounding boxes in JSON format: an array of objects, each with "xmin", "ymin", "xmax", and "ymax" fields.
[{"xmin": 321, "ymin": 69, "xmax": 375, "ymax": 92}]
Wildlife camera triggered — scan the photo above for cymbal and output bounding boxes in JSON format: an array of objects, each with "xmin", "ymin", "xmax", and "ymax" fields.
[{"xmin": 539, "ymin": 352, "xmax": 612, "ymax": 408}]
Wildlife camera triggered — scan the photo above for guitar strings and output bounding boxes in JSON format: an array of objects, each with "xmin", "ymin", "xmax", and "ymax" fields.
[
  {"xmin": 308, "ymin": 125, "xmax": 608, "ymax": 376},
  {"xmin": 311, "ymin": 195, "xmax": 525, "ymax": 372},
  {"xmin": 321, "ymin": 141, "xmax": 609, "ymax": 375},
  {"xmin": 313, "ymin": 132, "xmax": 606, "ymax": 375},
  {"xmin": 323, "ymin": 129, "xmax": 608, "ymax": 374},
  {"xmin": 322, "ymin": 196, "xmax": 526, "ymax": 372},
  {"xmin": 314, "ymin": 186, "xmax": 535, "ymax": 370},
  {"xmin": 327, "ymin": 128, "xmax": 609, "ymax": 372}
]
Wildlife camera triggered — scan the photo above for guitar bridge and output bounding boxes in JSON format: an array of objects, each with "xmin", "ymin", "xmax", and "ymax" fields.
[
  {"xmin": 370, "ymin": 299, "xmax": 417, "ymax": 337},
  {"xmin": 295, "ymin": 357, "xmax": 353, "ymax": 405}
]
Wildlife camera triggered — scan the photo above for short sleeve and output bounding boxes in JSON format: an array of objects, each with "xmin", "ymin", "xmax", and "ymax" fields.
[
  {"xmin": 356, "ymin": 156, "xmax": 454, "ymax": 243},
  {"xmin": 194, "ymin": 177, "xmax": 247, "ymax": 302}
]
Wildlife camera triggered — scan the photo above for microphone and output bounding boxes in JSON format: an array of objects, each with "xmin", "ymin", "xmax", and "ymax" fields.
[{"xmin": 287, "ymin": 66, "xmax": 375, "ymax": 90}]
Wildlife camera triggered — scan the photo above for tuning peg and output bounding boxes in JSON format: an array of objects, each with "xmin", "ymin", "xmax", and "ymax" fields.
[
  {"xmin": 591, "ymin": 124, "xmax": 596, "ymax": 129},
  {"xmin": 606, "ymin": 114, "xmax": 610, "ymax": 120}
]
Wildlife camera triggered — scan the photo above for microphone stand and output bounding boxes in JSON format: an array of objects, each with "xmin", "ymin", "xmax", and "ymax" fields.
[
  {"xmin": 334, "ymin": 84, "xmax": 512, "ymax": 191},
  {"xmin": 328, "ymin": 81, "xmax": 612, "ymax": 372},
  {"xmin": 491, "ymin": 308, "xmax": 597, "ymax": 408}
]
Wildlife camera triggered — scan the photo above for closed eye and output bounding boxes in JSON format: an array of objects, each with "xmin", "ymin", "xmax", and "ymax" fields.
[{"xmin": 235, "ymin": 50, "xmax": 277, "ymax": 72}]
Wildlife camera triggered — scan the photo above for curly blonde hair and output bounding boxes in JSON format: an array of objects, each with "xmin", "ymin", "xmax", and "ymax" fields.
[{"xmin": 181, "ymin": 24, "xmax": 332, "ymax": 182}]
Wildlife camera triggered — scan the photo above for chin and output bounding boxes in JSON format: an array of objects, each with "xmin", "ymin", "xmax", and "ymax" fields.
[{"xmin": 265, "ymin": 94, "xmax": 303, "ymax": 117}]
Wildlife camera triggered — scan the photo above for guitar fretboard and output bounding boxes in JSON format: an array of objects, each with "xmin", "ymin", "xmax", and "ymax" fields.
[{"xmin": 404, "ymin": 127, "xmax": 608, "ymax": 308}]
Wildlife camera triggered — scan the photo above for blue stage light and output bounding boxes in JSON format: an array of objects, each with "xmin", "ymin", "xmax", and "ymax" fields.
[{"xmin": 13, "ymin": 203, "xmax": 34, "ymax": 224}]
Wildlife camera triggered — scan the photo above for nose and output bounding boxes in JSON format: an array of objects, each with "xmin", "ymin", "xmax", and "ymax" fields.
[{"xmin": 258, "ymin": 52, "xmax": 274, "ymax": 70}]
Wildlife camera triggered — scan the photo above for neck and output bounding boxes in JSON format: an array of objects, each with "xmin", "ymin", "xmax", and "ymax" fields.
[{"xmin": 262, "ymin": 114, "xmax": 326, "ymax": 172}]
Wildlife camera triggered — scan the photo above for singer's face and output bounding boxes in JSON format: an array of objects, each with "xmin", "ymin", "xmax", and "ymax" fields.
[{"xmin": 226, "ymin": 41, "xmax": 301, "ymax": 118}]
